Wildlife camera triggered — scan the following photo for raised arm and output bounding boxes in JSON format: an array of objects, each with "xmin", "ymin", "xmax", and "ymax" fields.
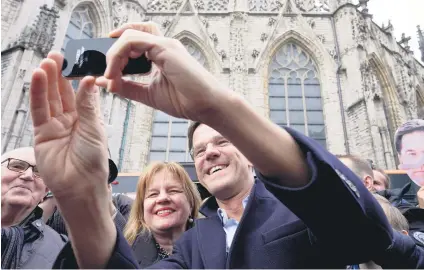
[{"xmin": 29, "ymin": 53, "xmax": 116, "ymax": 268}]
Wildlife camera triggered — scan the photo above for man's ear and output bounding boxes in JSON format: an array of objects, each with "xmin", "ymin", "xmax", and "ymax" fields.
[
  {"xmin": 363, "ymin": 175, "xmax": 373, "ymax": 190},
  {"xmin": 401, "ymin": 230, "xmax": 409, "ymax": 235}
]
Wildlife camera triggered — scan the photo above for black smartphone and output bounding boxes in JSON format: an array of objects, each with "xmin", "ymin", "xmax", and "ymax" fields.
[{"xmin": 61, "ymin": 38, "xmax": 152, "ymax": 79}]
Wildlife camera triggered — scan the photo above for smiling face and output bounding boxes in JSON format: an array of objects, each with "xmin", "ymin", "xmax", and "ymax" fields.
[
  {"xmin": 192, "ymin": 124, "xmax": 253, "ymax": 200},
  {"xmin": 1, "ymin": 148, "xmax": 47, "ymax": 211},
  {"xmin": 143, "ymin": 169, "xmax": 192, "ymax": 234},
  {"xmin": 398, "ymin": 131, "xmax": 424, "ymax": 187}
]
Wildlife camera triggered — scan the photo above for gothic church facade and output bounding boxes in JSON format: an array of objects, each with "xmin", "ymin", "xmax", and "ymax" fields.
[{"xmin": 2, "ymin": 0, "xmax": 424, "ymax": 173}]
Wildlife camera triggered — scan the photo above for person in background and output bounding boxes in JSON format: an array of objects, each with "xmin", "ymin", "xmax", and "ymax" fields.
[
  {"xmin": 372, "ymin": 168, "xmax": 390, "ymax": 192},
  {"xmin": 339, "ymin": 155, "xmax": 422, "ymax": 250},
  {"xmin": 124, "ymin": 162, "xmax": 201, "ymax": 268},
  {"xmin": 1, "ymin": 147, "xmax": 67, "ymax": 269},
  {"xmin": 44, "ymin": 159, "xmax": 131, "ymax": 234},
  {"xmin": 353, "ymin": 194, "xmax": 411, "ymax": 269},
  {"xmin": 373, "ymin": 194, "xmax": 409, "ymax": 235},
  {"xmin": 394, "ymin": 119, "xmax": 424, "ymax": 188},
  {"xmin": 337, "ymin": 155, "xmax": 376, "ymax": 192}
]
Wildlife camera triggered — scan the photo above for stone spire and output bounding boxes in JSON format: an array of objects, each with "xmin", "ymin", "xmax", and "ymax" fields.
[
  {"xmin": 399, "ymin": 32, "xmax": 412, "ymax": 53},
  {"xmin": 358, "ymin": 0, "xmax": 369, "ymax": 14},
  {"xmin": 418, "ymin": 25, "xmax": 424, "ymax": 62},
  {"xmin": 382, "ymin": 20, "xmax": 394, "ymax": 35}
]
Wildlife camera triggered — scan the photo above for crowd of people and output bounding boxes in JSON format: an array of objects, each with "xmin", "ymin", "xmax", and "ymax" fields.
[{"xmin": 2, "ymin": 22, "xmax": 424, "ymax": 269}]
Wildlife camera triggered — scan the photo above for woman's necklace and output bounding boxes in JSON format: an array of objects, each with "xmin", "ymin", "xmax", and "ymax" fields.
[{"xmin": 155, "ymin": 242, "xmax": 170, "ymax": 259}]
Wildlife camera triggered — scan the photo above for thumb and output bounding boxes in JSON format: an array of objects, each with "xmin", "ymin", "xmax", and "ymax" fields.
[
  {"xmin": 117, "ymin": 78, "xmax": 151, "ymax": 105},
  {"xmin": 76, "ymin": 76, "xmax": 102, "ymax": 126}
]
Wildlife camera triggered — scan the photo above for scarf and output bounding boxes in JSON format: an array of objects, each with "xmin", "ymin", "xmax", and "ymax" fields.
[{"xmin": 1, "ymin": 226, "xmax": 25, "ymax": 269}]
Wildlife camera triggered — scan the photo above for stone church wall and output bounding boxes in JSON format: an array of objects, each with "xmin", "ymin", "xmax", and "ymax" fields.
[{"xmin": 1, "ymin": 0, "xmax": 423, "ymax": 172}]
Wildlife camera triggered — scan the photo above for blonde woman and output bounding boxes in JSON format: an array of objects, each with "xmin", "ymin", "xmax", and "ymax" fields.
[{"xmin": 124, "ymin": 162, "xmax": 201, "ymax": 268}]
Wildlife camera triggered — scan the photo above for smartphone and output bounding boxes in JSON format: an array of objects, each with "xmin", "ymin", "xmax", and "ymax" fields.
[{"xmin": 61, "ymin": 38, "xmax": 152, "ymax": 79}]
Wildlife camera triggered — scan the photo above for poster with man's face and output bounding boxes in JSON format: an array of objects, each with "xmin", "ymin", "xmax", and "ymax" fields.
[{"xmin": 396, "ymin": 119, "xmax": 424, "ymax": 187}]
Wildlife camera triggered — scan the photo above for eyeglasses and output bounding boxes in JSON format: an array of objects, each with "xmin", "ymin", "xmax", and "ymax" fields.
[
  {"xmin": 1, "ymin": 158, "xmax": 41, "ymax": 178},
  {"xmin": 190, "ymin": 136, "xmax": 232, "ymax": 159}
]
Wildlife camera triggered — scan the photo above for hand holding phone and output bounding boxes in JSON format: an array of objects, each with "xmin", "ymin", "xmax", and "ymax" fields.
[{"xmin": 61, "ymin": 38, "xmax": 152, "ymax": 79}]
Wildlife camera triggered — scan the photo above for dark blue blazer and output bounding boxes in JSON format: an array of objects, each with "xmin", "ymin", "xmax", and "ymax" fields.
[{"xmin": 54, "ymin": 127, "xmax": 424, "ymax": 269}]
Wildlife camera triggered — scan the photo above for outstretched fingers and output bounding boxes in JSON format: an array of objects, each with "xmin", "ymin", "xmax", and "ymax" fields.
[
  {"xmin": 47, "ymin": 51, "xmax": 76, "ymax": 113},
  {"xmin": 39, "ymin": 58, "xmax": 63, "ymax": 117},
  {"xmin": 75, "ymin": 77, "xmax": 103, "ymax": 130},
  {"xmin": 30, "ymin": 69, "xmax": 50, "ymax": 127},
  {"xmin": 76, "ymin": 76, "xmax": 108, "ymax": 148}
]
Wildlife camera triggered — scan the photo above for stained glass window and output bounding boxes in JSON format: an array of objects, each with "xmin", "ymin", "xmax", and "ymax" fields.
[{"xmin": 268, "ymin": 43, "xmax": 326, "ymax": 147}]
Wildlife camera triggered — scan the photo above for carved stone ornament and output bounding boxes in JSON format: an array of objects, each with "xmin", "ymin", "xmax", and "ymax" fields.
[
  {"xmin": 316, "ymin": 0, "xmax": 330, "ymax": 12},
  {"xmin": 229, "ymin": 21, "xmax": 248, "ymax": 96},
  {"xmin": 252, "ymin": 49, "xmax": 260, "ymax": 58},
  {"xmin": 218, "ymin": 50, "xmax": 227, "ymax": 60},
  {"xmin": 360, "ymin": 61, "xmax": 383, "ymax": 100},
  {"xmin": 8, "ymin": 5, "xmax": 59, "ymax": 57},
  {"xmin": 210, "ymin": 33, "xmax": 218, "ymax": 43},
  {"xmin": 399, "ymin": 33, "xmax": 412, "ymax": 52},
  {"xmin": 307, "ymin": 19, "xmax": 315, "ymax": 29},
  {"xmin": 295, "ymin": 0, "xmax": 314, "ymax": 11},
  {"xmin": 207, "ymin": 0, "xmax": 229, "ymax": 11},
  {"xmin": 261, "ymin": 33, "xmax": 268, "ymax": 41},
  {"xmin": 162, "ymin": 19, "xmax": 171, "ymax": 28},
  {"xmin": 295, "ymin": 0, "xmax": 329, "ymax": 12},
  {"xmin": 268, "ymin": 17, "xmax": 277, "ymax": 26},
  {"xmin": 193, "ymin": 0, "xmax": 228, "ymax": 11},
  {"xmin": 231, "ymin": 12, "xmax": 247, "ymax": 23},
  {"xmin": 54, "ymin": 0, "xmax": 67, "ymax": 9},
  {"xmin": 231, "ymin": 28, "xmax": 245, "ymax": 61},
  {"xmin": 328, "ymin": 46, "xmax": 337, "ymax": 60},
  {"xmin": 194, "ymin": 0, "xmax": 205, "ymax": 10},
  {"xmin": 112, "ymin": 0, "xmax": 144, "ymax": 28},
  {"xmin": 249, "ymin": 0, "xmax": 283, "ymax": 12},
  {"xmin": 317, "ymin": 34, "xmax": 325, "ymax": 44},
  {"xmin": 352, "ymin": 17, "xmax": 368, "ymax": 45},
  {"xmin": 18, "ymin": 69, "xmax": 26, "ymax": 80},
  {"xmin": 381, "ymin": 20, "xmax": 394, "ymax": 34},
  {"xmin": 147, "ymin": 0, "xmax": 183, "ymax": 12},
  {"xmin": 358, "ymin": 0, "xmax": 369, "ymax": 15},
  {"xmin": 201, "ymin": 18, "xmax": 209, "ymax": 28}
]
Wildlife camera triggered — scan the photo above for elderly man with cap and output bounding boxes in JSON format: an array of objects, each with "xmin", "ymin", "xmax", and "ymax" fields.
[{"xmin": 1, "ymin": 147, "xmax": 67, "ymax": 269}]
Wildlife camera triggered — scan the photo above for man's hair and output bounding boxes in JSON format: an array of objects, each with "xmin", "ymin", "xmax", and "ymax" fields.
[
  {"xmin": 373, "ymin": 168, "xmax": 390, "ymax": 189},
  {"xmin": 336, "ymin": 154, "xmax": 374, "ymax": 179},
  {"xmin": 373, "ymin": 194, "xmax": 409, "ymax": 232},
  {"xmin": 188, "ymin": 121, "xmax": 202, "ymax": 156},
  {"xmin": 394, "ymin": 119, "xmax": 424, "ymax": 153}
]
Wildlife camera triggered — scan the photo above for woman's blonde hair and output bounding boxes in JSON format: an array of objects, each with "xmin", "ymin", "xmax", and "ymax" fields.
[{"xmin": 124, "ymin": 162, "xmax": 201, "ymax": 244}]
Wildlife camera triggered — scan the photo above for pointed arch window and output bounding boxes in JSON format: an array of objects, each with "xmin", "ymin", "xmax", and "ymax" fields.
[
  {"xmin": 62, "ymin": 6, "xmax": 97, "ymax": 89},
  {"xmin": 149, "ymin": 40, "xmax": 209, "ymax": 162},
  {"xmin": 268, "ymin": 43, "xmax": 326, "ymax": 147}
]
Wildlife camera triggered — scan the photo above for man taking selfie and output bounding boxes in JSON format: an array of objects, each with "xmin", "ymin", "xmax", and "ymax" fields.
[{"xmin": 28, "ymin": 22, "xmax": 423, "ymax": 269}]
